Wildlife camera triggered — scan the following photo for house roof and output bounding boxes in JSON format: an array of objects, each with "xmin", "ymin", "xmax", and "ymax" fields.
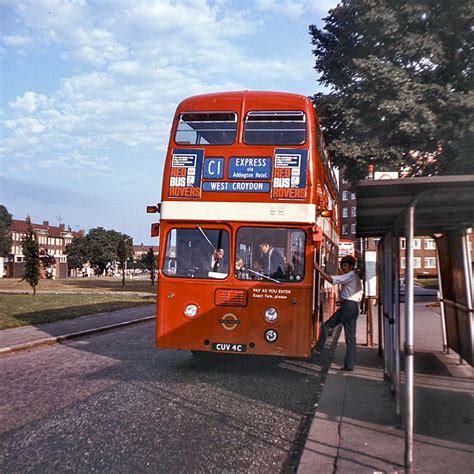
[
  {"xmin": 10, "ymin": 219, "xmax": 83, "ymax": 239},
  {"xmin": 355, "ymin": 175, "xmax": 474, "ymax": 237}
]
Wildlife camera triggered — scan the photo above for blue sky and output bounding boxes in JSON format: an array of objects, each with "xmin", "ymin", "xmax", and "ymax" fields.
[{"xmin": 0, "ymin": 0, "xmax": 338, "ymax": 245}]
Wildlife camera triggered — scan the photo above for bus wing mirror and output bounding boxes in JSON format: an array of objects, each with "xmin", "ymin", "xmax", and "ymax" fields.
[
  {"xmin": 147, "ymin": 204, "xmax": 161, "ymax": 214},
  {"xmin": 151, "ymin": 223, "xmax": 160, "ymax": 237}
]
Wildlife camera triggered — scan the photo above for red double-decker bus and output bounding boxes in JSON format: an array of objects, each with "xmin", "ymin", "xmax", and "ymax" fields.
[{"xmin": 148, "ymin": 91, "xmax": 340, "ymax": 358}]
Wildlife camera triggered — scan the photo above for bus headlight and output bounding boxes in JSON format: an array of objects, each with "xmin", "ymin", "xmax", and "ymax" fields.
[
  {"xmin": 184, "ymin": 304, "xmax": 198, "ymax": 318},
  {"xmin": 264, "ymin": 307, "xmax": 278, "ymax": 322},
  {"xmin": 264, "ymin": 329, "xmax": 278, "ymax": 343}
]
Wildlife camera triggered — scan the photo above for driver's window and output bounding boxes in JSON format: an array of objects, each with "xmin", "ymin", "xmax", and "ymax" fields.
[{"xmin": 163, "ymin": 228, "xmax": 229, "ymax": 279}]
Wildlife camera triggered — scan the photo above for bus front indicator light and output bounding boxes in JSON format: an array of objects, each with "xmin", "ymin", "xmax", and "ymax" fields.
[
  {"xmin": 264, "ymin": 329, "xmax": 278, "ymax": 343},
  {"xmin": 264, "ymin": 307, "xmax": 278, "ymax": 322},
  {"xmin": 184, "ymin": 304, "xmax": 198, "ymax": 318}
]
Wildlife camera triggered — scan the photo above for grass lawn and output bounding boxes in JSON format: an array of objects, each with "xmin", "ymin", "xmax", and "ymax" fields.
[
  {"xmin": 0, "ymin": 293, "xmax": 156, "ymax": 330},
  {"xmin": 0, "ymin": 276, "xmax": 157, "ymax": 294},
  {"xmin": 414, "ymin": 278, "xmax": 439, "ymax": 289},
  {"xmin": 0, "ymin": 277, "xmax": 157, "ymax": 330}
]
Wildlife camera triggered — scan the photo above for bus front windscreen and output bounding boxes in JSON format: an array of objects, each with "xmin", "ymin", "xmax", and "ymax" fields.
[
  {"xmin": 235, "ymin": 227, "xmax": 306, "ymax": 282},
  {"xmin": 163, "ymin": 227, "xmax": 230, "ymax": 279}
]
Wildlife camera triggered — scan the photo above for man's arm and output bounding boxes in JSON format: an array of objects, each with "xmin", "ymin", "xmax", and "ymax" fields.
[{"xmin": 314, "ymin": 262, "xmax": 334, "ymax": 284}]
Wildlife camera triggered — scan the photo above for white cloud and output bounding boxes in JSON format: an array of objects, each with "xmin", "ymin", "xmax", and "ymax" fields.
[
  {"xmin": 8, "ymin": 91, "xmax": 49, "ymax": 113},
  {"xmin": 3, "ymin": 34, "xmax": 35, "ymax": 47},
  {"xmin": 255, "ymin": 0, "xmax": 337, "ymax": 19}
]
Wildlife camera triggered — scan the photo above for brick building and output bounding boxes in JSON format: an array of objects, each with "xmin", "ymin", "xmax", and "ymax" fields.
[{"xmin": 4, "ymin": 218, "xmax": 84, "ymax": 279}]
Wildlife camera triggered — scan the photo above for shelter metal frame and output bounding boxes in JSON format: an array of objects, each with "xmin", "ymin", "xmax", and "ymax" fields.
[{"xmin": 356, "ymin": 176, "xmax": 474, "ymax": 470}]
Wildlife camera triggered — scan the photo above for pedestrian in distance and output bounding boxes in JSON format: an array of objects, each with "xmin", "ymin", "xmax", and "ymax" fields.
[{"xmin": 314, "ymin": 255, "xmax": 363, "ymax": 371}]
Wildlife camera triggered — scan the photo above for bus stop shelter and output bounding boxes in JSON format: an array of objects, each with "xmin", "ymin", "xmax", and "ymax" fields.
[{"xmin": 355, "ymin": 175, "xmax": 474, "ymax": 469}]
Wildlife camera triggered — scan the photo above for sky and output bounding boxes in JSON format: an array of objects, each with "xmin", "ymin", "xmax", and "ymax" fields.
[{"xmin": 0, "ymin": 0, "xmax": 338, "ymax": 245}]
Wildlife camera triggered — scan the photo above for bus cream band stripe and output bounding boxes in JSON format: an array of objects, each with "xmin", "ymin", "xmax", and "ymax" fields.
[{"xmin": 161, "ymin": 201, "xmax": 339, "ymax": 242}]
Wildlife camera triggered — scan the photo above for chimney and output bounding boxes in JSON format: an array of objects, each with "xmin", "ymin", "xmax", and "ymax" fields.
[
  {"xmin": 43, "ymin": 220, "xmax": 49, "ymax": 227},
  {"xmin": 59, "ymin": 223, "xmax": 65, "ymax": 230}
]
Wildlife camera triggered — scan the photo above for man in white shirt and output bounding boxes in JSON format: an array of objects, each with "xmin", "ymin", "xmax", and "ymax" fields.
[{"xmin": 315, "ymin": 255, "xmax": 363, "ymax": 371}]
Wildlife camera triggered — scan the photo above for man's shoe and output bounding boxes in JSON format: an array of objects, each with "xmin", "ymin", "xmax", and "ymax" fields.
[{"xmin": 340, "ymin": 367, "xmax": 353, "ymax": 372}]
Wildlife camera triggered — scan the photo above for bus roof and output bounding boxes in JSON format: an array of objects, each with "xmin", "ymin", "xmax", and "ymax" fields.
[{"xmin": 176, "ymin": 90, "xmax": 314, "ymax": 113}]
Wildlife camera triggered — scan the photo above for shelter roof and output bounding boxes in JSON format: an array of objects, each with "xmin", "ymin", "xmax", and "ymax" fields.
[{"xmin": 355, "ymin": 175, "xmax": 474, "ymax": 237}]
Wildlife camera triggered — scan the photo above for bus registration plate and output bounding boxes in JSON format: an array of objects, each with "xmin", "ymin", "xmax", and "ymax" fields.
[{"xmin": 212, "ymin": 343, "xmax": 247, "ymax": 353}]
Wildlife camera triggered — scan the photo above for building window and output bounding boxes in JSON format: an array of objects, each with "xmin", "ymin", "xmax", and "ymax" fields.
[
  {"xmin": 373, "ymin": 238, "xmax": 380, "ymax": 247},
  {"xmin": 342, "ymin": 207, "xmax": 348, "ymax": 218},
  {"xmin": 350, "ymin": 192, "xmax": 356, "ymax": 200},
  {"xmin": 400, "ymin": 238, "xmax": 406, "ymax": 249},
  {"xmin": 351, "ymin": 224, "xmax": 356, "ymax": 234},
  {"xmin": 342, "ymin": 190, "xmax": 349, "ymax": 201},
  {"xmin": 424, "ymin": 239, "xmax": 436, "ymax": 249},
  {"xmin": 413, "ymin": 239, "xmax": 421, "ymax": 249},
  {"xmin": 351, "ymin": 206, "xmax": 357, "ymax": 217},
  {"xmin": 342, "ymin": 224, "xmax": 349, "ymax": 235},
  {"xmin": 400, "ymin": 257, "xmax": 421, "ymax": 268},
  {"xmin": 425, "ymin": 257, "xmax": 436, "ymax": 268}
]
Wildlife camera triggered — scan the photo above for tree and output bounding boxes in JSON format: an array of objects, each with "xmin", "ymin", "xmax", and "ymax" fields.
[
  {"xmin": 117, "ymin": 236, "xmax": 134, "ymax": 288},
  {"xmin": 86, "ymin": 227, "xmax": 123, "ymax": 276},
  {"xmin": 0, "ymin": 205, "xmax": 12, "ymax": 257},
  {"xmin": 21, "ymin": 221, "xmax": 41, "ymax": 295},
  {"xmin": 309, "ymin": 0, "xmax": 473, "ymax": 182},
  {"xmin": 141, "ymin": 247, "xmax": 157, "ymax": 286},
  {"xmin": 65, "ymin": 235, "xmax": 89, "ymax": 271}
]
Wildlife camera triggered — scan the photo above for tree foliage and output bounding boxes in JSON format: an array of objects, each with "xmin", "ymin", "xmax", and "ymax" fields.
[
  {"xmin": 21, "ymin": 221, "xmax": 41, "ymax": 295},
  {"xmin": 117, "ymin": 236, "xmax": 134, "ymax": 287},
  {"xmin": 66, "ymin": 227, "xmax": 133, "ymax": 276},
  {"xmin": 141, "ymin": 248, "xmax": 157, "ymax": 286},
  {"xmin": 0, "ymin": 204, "xmax": 13, "ymax": 257},
  {"xmin": 309, "ymin": 0, "xmax": 473, "ymax": 182},
  {"xmin": 65, "ymin": 236, "xmax": 89, "ymax": 270}
]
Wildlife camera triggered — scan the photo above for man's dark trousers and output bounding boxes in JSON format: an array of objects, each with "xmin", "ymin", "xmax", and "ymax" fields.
[{"xmin": 316, "ymin": 299, "xmax": 359, "ymax": 369}]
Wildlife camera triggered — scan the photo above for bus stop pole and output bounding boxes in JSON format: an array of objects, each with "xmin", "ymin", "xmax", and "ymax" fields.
[
  {"xmin": 435, "ymin": 245, "xmax": 448, "ymax": 351},
  {"xmin": 404, "ymin": 204, "xmax": 415, "ymax": 470},
  {"xmin": 393, "ymin": 233, "xmax": 401, "ymax": 418}
]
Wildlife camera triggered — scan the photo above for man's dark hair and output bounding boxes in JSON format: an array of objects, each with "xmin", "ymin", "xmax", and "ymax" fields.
[
  {"xmin": 340, "ymin": 255, "xmax": 356, "ymax": 267},
  {"xmin": 257, "ymin": 239, "xmax": 271, "ymax": 247}
]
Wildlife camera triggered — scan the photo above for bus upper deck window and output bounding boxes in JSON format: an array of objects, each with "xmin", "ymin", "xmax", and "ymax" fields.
[
  {"xmin": 175, "ymin": 112, "xmax": 237, "ymax": 145},
  {"xmin": 243, "ymin": 111, "xmax": 307, "ymax": 145}
]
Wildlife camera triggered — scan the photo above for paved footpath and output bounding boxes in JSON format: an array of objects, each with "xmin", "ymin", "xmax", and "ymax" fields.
[
  {"xmin": 298, "ymin": 301, "xmax": 474, "ymax": 473},
  {"xmin": 0, "ymin": 305, "xmax": 155, "ymax": 355}
]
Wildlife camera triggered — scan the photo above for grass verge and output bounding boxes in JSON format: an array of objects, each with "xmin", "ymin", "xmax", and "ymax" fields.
[
  {"xmin": 0, "ymin": 276, "xmax": 157, "ymax": 294},
  {"xmin": 0, "ymin": 293, "xmax": 156, "ymax": 330}
]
